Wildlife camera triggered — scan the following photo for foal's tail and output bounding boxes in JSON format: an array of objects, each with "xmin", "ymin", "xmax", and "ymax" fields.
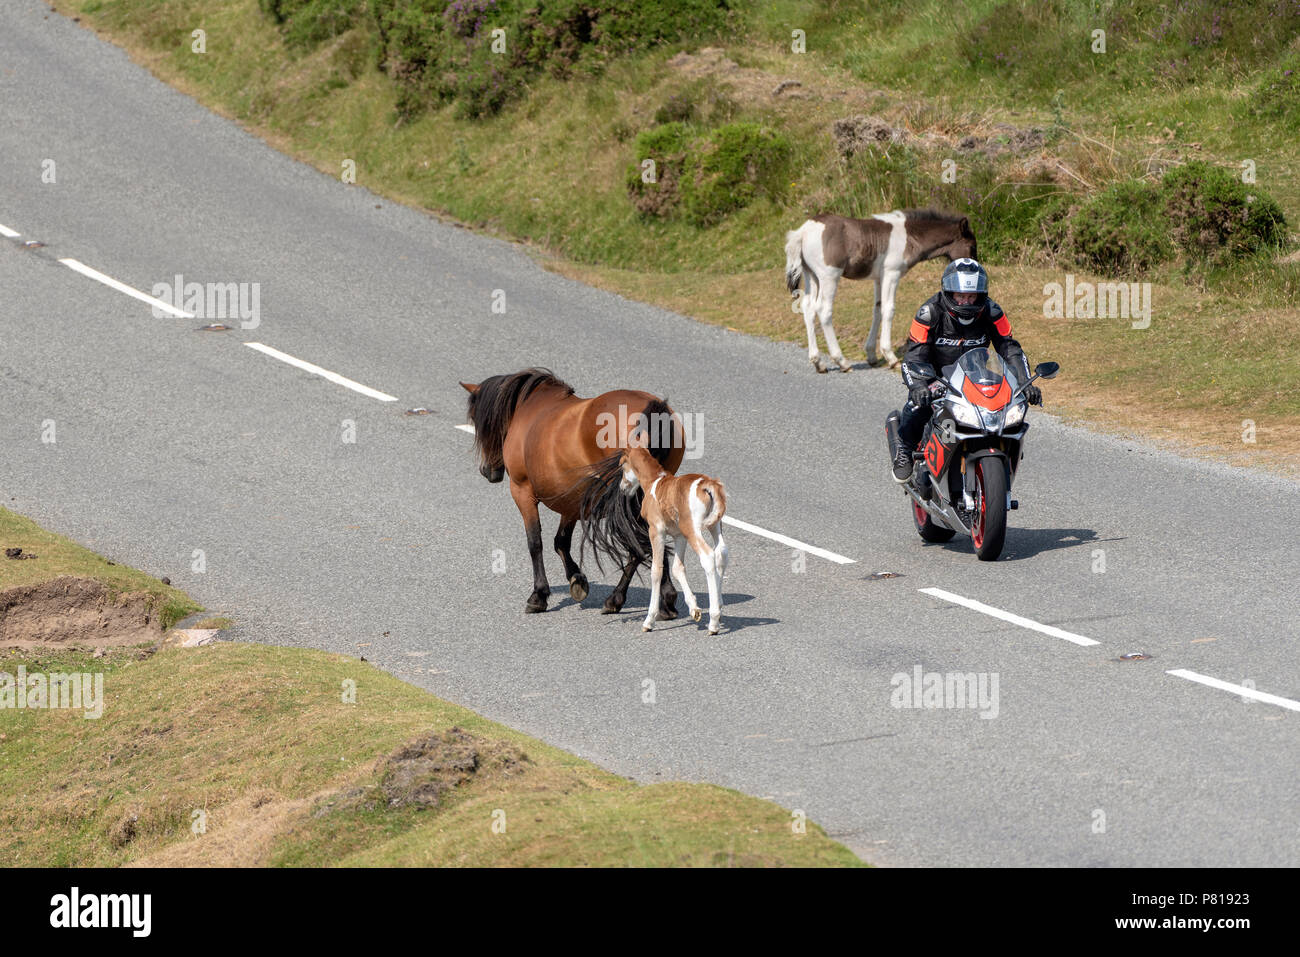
[
  {"xmin": 784, "ymin": 225, "xmax": 805, "ymax": 300},
  {"xmin": 698, "ymin": 479, "xmax": 727, "ymax": 532}
]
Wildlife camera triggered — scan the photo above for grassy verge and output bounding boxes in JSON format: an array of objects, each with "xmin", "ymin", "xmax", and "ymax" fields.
[
  {"xmin": 0, "ymin": 642, "xmax": 860, "ymax": 866},
  {"xmin": 48, "ymin": 0, "xmax": 1300, "ymax": 472},
  {"xmin": 0, "ymin": 510, "xmax": 858, "ymax": 866},
  {"xmin": 0, "ymin": 507, "xmax": 200, "ymax": 629}
]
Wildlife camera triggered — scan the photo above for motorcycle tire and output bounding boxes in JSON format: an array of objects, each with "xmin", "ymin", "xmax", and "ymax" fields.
[{"xmin": 971, "ymin": 458, "xmax": 1008, "ymax": 561}]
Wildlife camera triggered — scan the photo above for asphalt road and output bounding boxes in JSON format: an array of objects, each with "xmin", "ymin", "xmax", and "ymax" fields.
[{"xmin": 2, "ymin": 0, "xmax": 1296, "ymax": 866}]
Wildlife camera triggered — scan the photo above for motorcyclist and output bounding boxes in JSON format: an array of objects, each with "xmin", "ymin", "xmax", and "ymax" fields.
[{"xmin": 890, "ymin": 258, "xmax": 1041, "ymax": 481}]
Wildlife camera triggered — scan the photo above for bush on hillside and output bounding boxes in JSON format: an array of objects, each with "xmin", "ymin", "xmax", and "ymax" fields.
[
  {"xmin": 628, "ymin": 122, "xmax": 791, "ymax": 227},
  {"xmin": 1162, "ymin": 161, "xmax": 1289, "ymax": 265},
  {"xmin": 1045, "ymin": 180, "xmax": 1173, "ymax": 277}
]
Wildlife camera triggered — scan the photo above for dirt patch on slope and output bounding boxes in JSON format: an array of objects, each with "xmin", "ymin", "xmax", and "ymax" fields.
[
  {"xmin": 0, "ymin": 576, "xmax": 163, "ymax": 648},
  {"xmin": 128, "ymin": 728, "xmax": 532, "ymax": 866}
]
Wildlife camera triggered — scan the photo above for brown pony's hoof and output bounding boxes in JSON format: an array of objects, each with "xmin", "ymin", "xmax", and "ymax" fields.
[
  {"xmin": 569, "ymin": 576, "xmax": 589, "ymax": 602},
  {"xmin": 602, "ymin": 596, "xmax": 624, "ymax": 614},
  {"xmin": 525, "ymin": 592, "xmax": 548, "ymax": 613}
]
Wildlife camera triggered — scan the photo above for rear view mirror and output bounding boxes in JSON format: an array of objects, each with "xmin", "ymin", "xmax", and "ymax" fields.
[{"xmin": 1034, "ymin": 361, "xmax": 1060, "ymax": 380}]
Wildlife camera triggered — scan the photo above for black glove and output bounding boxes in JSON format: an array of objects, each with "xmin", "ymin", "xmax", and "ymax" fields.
[
  {"xmin": 909, "ymin": 382, "xmax": 934, "ymax": 408},
  {"xmin": 1024, "ymin": 384, "xmax": 1042, "ymax": 406}
]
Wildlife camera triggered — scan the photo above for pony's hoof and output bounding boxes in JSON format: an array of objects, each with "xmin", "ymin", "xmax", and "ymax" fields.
[
  {"xmin": 865, "ymin": 356, "xmax": 888, "ymax": 368},
  {"xmin": 642, "ymin": 624, "xmax": 653, "ymax": 633},
  {"xmin": 692, "ymin": 608, "xmax": 702, "ymax": 622},
  {"xmin": 658, "ymin": 604, "xmax": 678, "ymax": 621},
  {"xmin": 836, "ymin": 357, "xmax": 853, "ymax": 372},
  {"xmin": 811, "ymin": 357, "xmax": 827, "ymax": 374},
  {"xmin": 886, "ymin": 357, "xmax": 901, "ymax": 370},
  {"xmin": 708, "ymin": 628, "xmax": 719, "ymax": 636},
  {"xmin": 525, "ymin": 593, "xmax": 548, "ymax": 614},
  {"xmin": 569, "ymin": 576, "xmax": 589, "ymax": 602},
  {"xmin": 602, "ymin": 596, "xmax": 624, "ymax": 614}
]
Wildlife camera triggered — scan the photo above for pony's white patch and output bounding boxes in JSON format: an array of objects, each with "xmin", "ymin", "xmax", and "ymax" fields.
[{"xmin": 649, "ymin": 475, "xmax": 664, "ymax": 500}]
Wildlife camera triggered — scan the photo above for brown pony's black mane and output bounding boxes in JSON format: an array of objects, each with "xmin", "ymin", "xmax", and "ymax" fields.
[{"xmin": 467, "ymin": 368, "xmax": 574, "ymax": 472}]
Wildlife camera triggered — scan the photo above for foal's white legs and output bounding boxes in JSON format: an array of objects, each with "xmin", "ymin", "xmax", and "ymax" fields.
[
  {"xmin": 669, "ymin": 534, "xmax": 701, "ymax": 623},
  {"xmin": 702, "ymin": 528, "xmax": 727, "ymax": 635},
  {"xmin": 642, "ymin": 529, "xmax": 666, "ymax": 632},
  {"xmin": 864, "ymin": 280, "xmax": 883, "ymax": 365}
]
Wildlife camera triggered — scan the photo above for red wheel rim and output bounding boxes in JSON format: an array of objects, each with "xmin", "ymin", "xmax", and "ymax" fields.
[
  {"xmin": 972, "ymin": 463, "xmax": 986, "ymax": 549},
  {"xmin": 913, "ymin": 500, "xmax": 928, "ymax": 527}
]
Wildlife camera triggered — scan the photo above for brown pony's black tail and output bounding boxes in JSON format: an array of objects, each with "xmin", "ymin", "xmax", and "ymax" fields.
[{"xmin": 578, "ymin": 397, "xmax": 679, "ymax": 573}]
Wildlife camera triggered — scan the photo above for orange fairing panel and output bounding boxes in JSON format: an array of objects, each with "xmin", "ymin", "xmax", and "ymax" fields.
[
  {"xmin": 924, "ymin": 433, "xmax": 946, "ymax": 475},
  {"xmin": 962, "ymin": 377, "xmax": 1011, "ymax": 410}
]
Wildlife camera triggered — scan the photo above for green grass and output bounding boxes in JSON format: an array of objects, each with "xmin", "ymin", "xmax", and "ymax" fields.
[
  {"xmin": 0, "ymin": 507, "xmax": 200, "ymax": 628},
  {"xmin": 0, "ymin": 642, "xmax": 861, "ymax": 866}
]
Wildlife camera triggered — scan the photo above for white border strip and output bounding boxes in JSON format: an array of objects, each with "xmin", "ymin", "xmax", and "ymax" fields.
[
  {"xmin": 244, "ymin": 342, "xmax": 398, "ymax": 402},
  {"xmin": 720, "ymin": 515, "xmax": 855, "ymax": 565},
  {"xmin": 59, "ymin": 258, "xmax": 194, "ymax": 318},
  {"xmin": 1166, "ymin": 669, "xmax": 1300, "ymax": 712},
  {"xmin": 0, "ymin": 223, "xmax": 20, "ymax": 238},
  {"xmin": 452, "ymin": 423, "xmax": 855, "ymax": 564},
  {"xmin": 919, "ymin": 587, "xmax": 1099, "ymax": 646}
]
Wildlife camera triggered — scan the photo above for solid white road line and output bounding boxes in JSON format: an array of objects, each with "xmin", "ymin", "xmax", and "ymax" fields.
[
  {"xmin": 1166, "ymin": 669, "xmax": 1300, "ymax": 713},
  {"xmin": 244, "ymin": 342, "xmax": 398, "ymax": 402},
  {"xmin": 720, "ymin": 515, "xmax": 856, "ymax": 565},
  {"xmin": 918, "ymin": 587, "xmax": 1099, "ymax": 647},
  {"xmin": 0, "ymin": 223, "xmax": 20, "ymax": 238},
  {"xmin": 58, "ymin": 258, "xmax": 194, "ymax": 318},
  {"xmin": 452, "ymin": 423, "xmax": 857, "ymax": 564}
]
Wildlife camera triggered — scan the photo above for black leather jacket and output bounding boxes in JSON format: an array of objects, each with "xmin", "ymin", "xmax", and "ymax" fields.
[{"xmin": 900, "ymin": 292, "xmax": 1030, "ymax": 388}]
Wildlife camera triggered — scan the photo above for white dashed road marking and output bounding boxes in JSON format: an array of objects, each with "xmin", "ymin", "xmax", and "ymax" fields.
[
  {"xmin": 59, "ymin": 257, "xmax": 194, "ymax": 318},
  {"xmin": 244, "ymin": 342, "xmax": 399, "ymax": 402},
  {"xmin": 918, "ymin": 587, "xmax": 1099, "ymax": 647},
  {"xmin": 1166, "ymin": 669, "xmax": 1300, "ymax": 713}
]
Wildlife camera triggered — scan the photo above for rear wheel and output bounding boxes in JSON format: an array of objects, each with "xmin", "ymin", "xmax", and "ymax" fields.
[
  {"xmin": 912, "ymin": 498, "xmax": 956, "ymax": 543},
  {"xmin": 971, "ymin": 459, "xmax": 1008, "ymax": 561}
]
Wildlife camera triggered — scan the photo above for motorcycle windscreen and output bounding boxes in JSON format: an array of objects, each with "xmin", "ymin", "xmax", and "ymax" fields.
[{"xmin": 955, "ymin": 347, "xmax": 1021, "ymax": 393}]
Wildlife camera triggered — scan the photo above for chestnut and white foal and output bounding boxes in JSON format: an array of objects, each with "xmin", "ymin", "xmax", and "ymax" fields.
[{"xmin": 619, "ymin": 444, "xmax": 729, "ymax": 635}]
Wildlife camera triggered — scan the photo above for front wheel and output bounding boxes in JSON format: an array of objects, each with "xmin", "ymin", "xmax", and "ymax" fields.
[
  {"xmin": 913, "ymin": 498, "xmax": 956, "ymax": 543},
  {"xmin": 971, "ymin": 458, "xmax": 1008, "ymax": 561}
]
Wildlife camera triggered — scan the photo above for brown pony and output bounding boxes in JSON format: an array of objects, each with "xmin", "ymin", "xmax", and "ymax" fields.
[{"xmin": 460, "ymin": 369, "xmax": 684, "ymax": 616}]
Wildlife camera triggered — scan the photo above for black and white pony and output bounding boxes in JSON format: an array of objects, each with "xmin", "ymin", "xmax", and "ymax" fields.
[{"xmin": 784, "ymin": 209, "xmax": 977, "ymax": 371}]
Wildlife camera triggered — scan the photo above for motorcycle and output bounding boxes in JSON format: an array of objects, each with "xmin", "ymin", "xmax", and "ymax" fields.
[{"xmin": 886, "ymin": 348, "xmax": 1059, "ymax": 561}]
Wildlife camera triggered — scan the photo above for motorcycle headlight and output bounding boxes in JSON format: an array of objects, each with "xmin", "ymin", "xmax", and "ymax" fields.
[
  {"xmin": 1004, "ymin": 402, "xmax": 1026, "ymax": 427},
  {"xmin": 949, "ymin": 401, "xmax": 981, "ymax": 428}
]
